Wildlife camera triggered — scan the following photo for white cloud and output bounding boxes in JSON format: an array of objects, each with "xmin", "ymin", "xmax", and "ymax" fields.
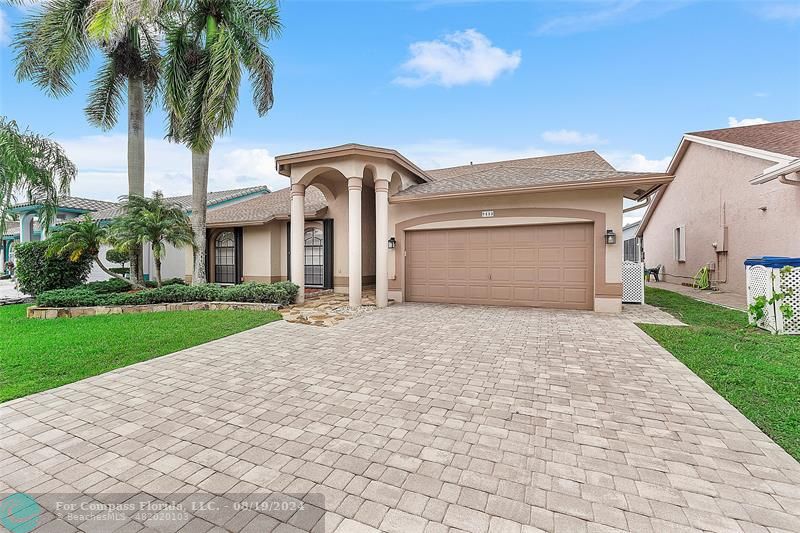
[
  {"xmin": 754, "ymin": 92, "xmax": 769, "ymax": 98},
  {"xmin": 541, "ymin": 129, "xmax": 606, "ymax": 145},
  {"xmin": 399, "ymin": 139, "xmax": 549, "ymax": 169},
  {"xmin": 728, "ymin": 116, "xmax": 770, "ymax": 127},
  {"xmin": 0, "ymin": 8, "xmax": 10, "ymax": 45},
  {"xmin": 57, "ymin": 135, "xmax": 286, "ymax": 201},
  {"xmin": 756, "ymin": 2, "xmax": 800, "ymax": 21},
  {"xmin": 394, "ymin": 29, "xmax": 521, "ymax": 87},
  {"xmin": 602, "ymin": 152, "xmax": 671, "ymax": 172}
]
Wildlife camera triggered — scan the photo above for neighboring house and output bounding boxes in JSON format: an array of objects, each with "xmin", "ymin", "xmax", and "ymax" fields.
[
  {"xmin": 622, "ymin": 221, "xmax": 642, "ymax": 262},
  {"xmin": 87, "ymin": 186, "xmax": 269, "ymax": 281},
  {"xmin": 202, "ymin": 145, "xmax": 672, "ymax": 312},
  {"xmin": 638, "ymin": 120, "xmax": 800, "ymax": 295},
  {"xmin": 2, "ymin": 197, "xmax": 117, "ymax": 275},
  {"xmin": 2, "ymin": 187, "xmax": 270, "ymax": 281}
]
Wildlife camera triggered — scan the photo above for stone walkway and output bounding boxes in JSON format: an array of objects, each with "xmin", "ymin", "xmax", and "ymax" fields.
[
  {"xmin": 647, "ymin": 281, "xmax": 747, "ymax": 311},
  {"xmin": 2, "ymin": 304, "xmax": 798, "ymax": 533},
  {"xmin": 279, "ymin": 290, "xmax": 379, "ymax": 327}
]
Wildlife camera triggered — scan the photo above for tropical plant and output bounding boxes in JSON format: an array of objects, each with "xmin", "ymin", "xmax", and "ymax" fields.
[
  {"xmin": 14, "ymin": 240, "xmax": 93, "ymax": 295},
  {"xmin": 105, "ymin": 247, "xmax": 128, "ymax": 267},
  {"xmin": 0, "ymin": 117, "xmax": 76, "ymax": 234},
  {"xmin": 110, "ymin": 191, "xmax": 194, "ymax": 287},
  {"xmin": 14, "ymin": 0, "xmax": 166, "ymax": 284},
  {"xmin": 45, "ymin": 216, "xmax": 144, "ymax": 288},
  {"xmin": 163, "ymin": 0, "xmax": 281, "ymax": 284}
]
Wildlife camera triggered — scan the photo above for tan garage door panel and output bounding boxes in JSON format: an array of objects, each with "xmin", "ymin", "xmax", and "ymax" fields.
[{"xmin": 405, "ymin": 224, "xmax": 594, "ymax": 310}]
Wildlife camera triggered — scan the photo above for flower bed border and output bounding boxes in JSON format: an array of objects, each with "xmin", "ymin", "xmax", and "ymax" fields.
[{"xmin": 27, "ymin": 301, "xmax": 280, "ymax": 319}]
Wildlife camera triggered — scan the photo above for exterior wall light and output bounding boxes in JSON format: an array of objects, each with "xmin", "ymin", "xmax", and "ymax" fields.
[
  {"xmin": 605, "ymin": 230, "xmax": 617, "ymax": 245},
  {"xmin": 388, "ymin": 237, "xmax": 397, "ymax": 249}
]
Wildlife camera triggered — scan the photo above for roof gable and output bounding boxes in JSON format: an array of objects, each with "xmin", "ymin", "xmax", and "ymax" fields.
[
  {"xmin": 687, "ymin": 120, "xmax": 800, "ymax": 159},
  {"xmin": 426, "ymin": 150, "xmax": 615, "ymax": 180}
]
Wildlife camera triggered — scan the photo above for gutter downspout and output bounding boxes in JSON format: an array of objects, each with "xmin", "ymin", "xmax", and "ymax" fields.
[
  {"xmin": 779, "ymin": 172, "xmax": 800, "ymax": 186},
  {"xmin": 623, "ymin": 195, "xmax": 651, "ymax": 213}
]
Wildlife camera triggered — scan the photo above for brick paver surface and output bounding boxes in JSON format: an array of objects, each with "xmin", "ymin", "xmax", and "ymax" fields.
[{"xmin": 2, "ymin": 304, "xmax": 799, "ymax": 532}]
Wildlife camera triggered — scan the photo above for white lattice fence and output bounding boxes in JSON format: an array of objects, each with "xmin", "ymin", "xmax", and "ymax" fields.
[
  {"xmin": 779, "ymin": 268, "xmax": 800, "ymax": 335},
  {"xmin": 746, "ymin": 266, "xmax": 776, "ymax": 332},
  {"xmin": 622, "ymin": 261, "xmax": 644, "ymax": 304}
]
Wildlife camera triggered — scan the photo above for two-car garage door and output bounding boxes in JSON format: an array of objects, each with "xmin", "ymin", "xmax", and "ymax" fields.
[{"xmin": 405, "ymin": 223, "xmax": 594, "ymax": 310}]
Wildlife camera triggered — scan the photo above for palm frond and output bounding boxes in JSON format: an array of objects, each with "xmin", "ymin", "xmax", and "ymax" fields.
[
  {"xmin": 14, "ymin": 0, "xmax": 94, "ymax": 97},
  {"xmin": 84, "ymin": 54, "xmax": 126, "ymax": 129},
  {"xmin": 0, "ymin": 117, "xmax": 77, "ymax": 232},
  {"xmin": 230, "ymin": 27, "xmax": 274, "ymax": 116}
]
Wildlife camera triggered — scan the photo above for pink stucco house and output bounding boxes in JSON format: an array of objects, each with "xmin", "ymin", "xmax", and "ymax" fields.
[{"xmin": 638, "ymin": 120, "xmax": 800, "ymax": 296}]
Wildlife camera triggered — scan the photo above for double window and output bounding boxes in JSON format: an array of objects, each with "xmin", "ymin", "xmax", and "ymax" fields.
[
  {"xmin": 304, "ymin": 228, "xmax": 324, "ymax": 287},
  {"xmin": 215, "ymin": 231, "xmax": 236, "ymax": 284}
]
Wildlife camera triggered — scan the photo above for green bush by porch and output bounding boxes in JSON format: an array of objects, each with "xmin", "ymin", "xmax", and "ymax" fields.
[
  {"xmin": 14, "ymin": 241, "xmax": 93, "ymax": 295},
  {"xmin": 0, "ymin": 303, "xmax": 281, "ymax": 402},
  {"xmin": 35, "ymin": 280, "xmax": 299, "ymax": 308}
]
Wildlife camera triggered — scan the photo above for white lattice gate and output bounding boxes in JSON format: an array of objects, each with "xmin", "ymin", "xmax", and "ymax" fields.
[
  {"xmin": 622, "ymin": 261, "xmax": 645, "ymax": 304},
  {"xmin": 746, "ymin": 264, "xmax": 800, "ymax": 335}
]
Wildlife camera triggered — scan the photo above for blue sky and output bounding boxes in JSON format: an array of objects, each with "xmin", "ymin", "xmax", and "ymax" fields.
[{"xmin": 1, "ymin": 0, "xmax": 799, "ymax": 216}]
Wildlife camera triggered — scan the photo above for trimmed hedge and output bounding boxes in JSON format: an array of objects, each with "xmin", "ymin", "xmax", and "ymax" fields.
[
  {"xmin": 14, "ymin": 241, "xmax": 93, "ymax": 295},
  {"xmin": 36, "ymin": 281, "xmax": 299, "ymax": 308},
  {"xmin": 82, "ymin": 277, "xmax": 185, "ymax": 294}
]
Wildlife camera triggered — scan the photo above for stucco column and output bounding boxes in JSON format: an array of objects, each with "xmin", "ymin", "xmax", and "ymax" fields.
[
  {"xmin": 19, "ymin": 213, "xmax": 35, "ymax": 243},
  {"xmin": 348, "ymin": 177, "xmax": 362, "ymax": 308},
  {"xmin": 290, "ymin": 183, "xmax": 306, "ymax": 304},
  {"xmin": 374, "ymin": 178, "xmax": 390, "ymax": 308}
]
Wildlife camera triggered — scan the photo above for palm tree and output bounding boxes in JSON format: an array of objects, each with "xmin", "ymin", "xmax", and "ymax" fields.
[
  {"xmin": 45, "ymin": 216, "xmax": 145, "ymax": 288},
  {"xmin": 14, "ymin": 0, "xmax": 164, "ymax": 285},
  {"xmin": 0, "ymin": 117, "xmax": 77, "ymax": 234},
  {"xmin": 110, "ymin": 191, "xmax": 194, "ymax": 287},
  {"xmin": 163, "ymin": 0, "xmax": 280, "ymax": 284}
]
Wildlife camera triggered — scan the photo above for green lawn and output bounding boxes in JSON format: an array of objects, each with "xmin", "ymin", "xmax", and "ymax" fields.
[
  {"xmin": 1, "ymin": 304, "xmax": 281, "ymax": 402},
  {"xmin": 639, "ymin": 286, "xmax": 800, "ymax": 460}
]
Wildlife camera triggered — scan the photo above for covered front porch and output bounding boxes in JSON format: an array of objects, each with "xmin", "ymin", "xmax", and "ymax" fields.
[{"xmin": 276, "ymin": 144, "xmax": 429, "ymax": 308}]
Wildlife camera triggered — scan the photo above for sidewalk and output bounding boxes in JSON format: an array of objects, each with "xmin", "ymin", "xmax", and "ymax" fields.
[
  {"xmin": 0, "ymin": 278, "xmax": 29, "ymax": 303},
  {"xmin": 646, "ymin": 280, "xmax": 747, "ymax": 311}
]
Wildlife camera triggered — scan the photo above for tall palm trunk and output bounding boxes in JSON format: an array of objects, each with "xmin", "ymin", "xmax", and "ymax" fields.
[
  {"xmin": 154, "ymin": 254, "xmax": 162, "ymax": 287},
  {"xmin": 128, "ymin": 75, "xmax": 146, "ymax": 285},
  {"xmin": 191, "ymin": 149, "xmax": 210, "ymax": 285}
]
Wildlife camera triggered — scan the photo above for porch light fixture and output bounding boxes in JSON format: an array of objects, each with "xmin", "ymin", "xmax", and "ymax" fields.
[
  {"xmin": 605, "ymin": 229, "xmax": 617, "ymax": 245},
  {"xmin": 388, "ymin": 237, "xmax": 397, "ymax": 249}
]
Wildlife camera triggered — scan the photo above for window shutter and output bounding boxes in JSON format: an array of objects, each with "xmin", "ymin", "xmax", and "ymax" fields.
[{"xmin": 679, "ymin": 225, "xmax": 686, "ymax": 262}]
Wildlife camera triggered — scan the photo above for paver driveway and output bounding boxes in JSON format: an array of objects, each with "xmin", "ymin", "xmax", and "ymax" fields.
[{"xmin": 2, "ymin": 304, "xmax": 799, "ymax": 533}]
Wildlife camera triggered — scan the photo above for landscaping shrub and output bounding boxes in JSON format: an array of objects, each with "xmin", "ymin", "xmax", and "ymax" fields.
[
  {"xmin": 144, "ymin": 277, "xmax": 186, "ymax": 288},
  {"xmin": 84, "ymin": 278, "xmax": 131, "ymax": 294},
  {"xmin": 15, "ymin": 241, "xmax": 93, "ymax": 295},
  {"xmin": 35, "ymin": 281, "xmax": 299, "ymax": 308}
]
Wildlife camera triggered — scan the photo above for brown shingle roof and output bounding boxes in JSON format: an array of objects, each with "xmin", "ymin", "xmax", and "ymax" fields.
[
  {"xmin": 426, "ymin": 151, "xmax": 615, "ymax": 180},
  {"xmin": 207, "ymin": 186, "xmax": 327, "ymax": 225},
  {"xmin": 688, "ymin": 120, "xmax": 800, "ymax": 158},
  {"xmin": 395, "ymin": 166, "xmax": 665, "ymax": 199},
  {"xmin": 205, "ymin": 151, "xmax": 670, "ymax": 222},
  {"xmin": 90, "ymin": 186, "xmax": 269, "ymax": 221}
]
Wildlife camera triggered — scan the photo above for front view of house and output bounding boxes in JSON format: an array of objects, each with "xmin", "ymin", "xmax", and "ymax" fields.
[{"xmin": 201, "ymin": 145, "xmax": 672, "ymax": 312}]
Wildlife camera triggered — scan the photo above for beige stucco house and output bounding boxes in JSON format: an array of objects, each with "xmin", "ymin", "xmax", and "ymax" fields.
[
  {"xmin": 638, "ymin": 120, "xmax": 800, "ymax": 295},
  {"xmin": 199, "ymin": 145, "xmax": 672, "ymax": 312}
]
